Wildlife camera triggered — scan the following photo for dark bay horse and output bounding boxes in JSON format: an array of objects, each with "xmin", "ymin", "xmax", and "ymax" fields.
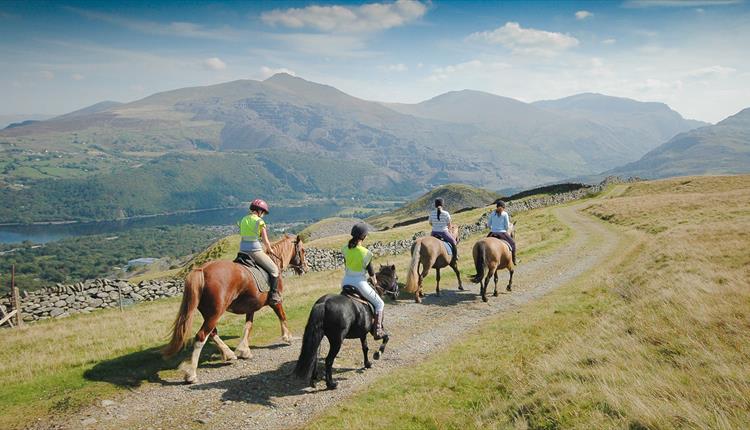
[
  {"xmin": 471, "ymin": 223, "xmax": 516, "ymax": 302},
  {"xmin": 404, "ymin": 224, "xmax": 463, "ymax": 303},
  {"xmin": 162, "ymin": 235, "xmax": 307, "ymax": 383},
  {"xmin": 294, "ymin": 266, "xmax": 393, "ymax": 390}
]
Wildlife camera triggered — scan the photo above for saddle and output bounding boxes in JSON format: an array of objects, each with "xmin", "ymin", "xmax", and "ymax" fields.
[
  {"xmin": 430, "ymin": 233, "xmax": 454, "ymax": 256},
  {"xmin": 341, "ymin": 285, "xmax": 375, "ymax": 314},
  {"xmin": 487, "ymin": 234, "xmax": 512, "ymax": 252},
  {"xmin": 233, "ymin": 252, "xmax": 270, "ymax": 293}
]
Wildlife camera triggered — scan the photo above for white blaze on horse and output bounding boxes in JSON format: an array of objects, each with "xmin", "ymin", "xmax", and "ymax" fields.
[{"xmin": 404, "ymin": 224, "xmax": 463, "ymax": 303}]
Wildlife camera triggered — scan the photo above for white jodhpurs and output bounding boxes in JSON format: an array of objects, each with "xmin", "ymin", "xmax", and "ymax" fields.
[{"xmin": 342, "ymin": 275, "xmax": 384, "ymax": 313}]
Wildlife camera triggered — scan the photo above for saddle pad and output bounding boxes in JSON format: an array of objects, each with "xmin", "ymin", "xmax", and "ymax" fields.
[
  {"xmin": 234, "ymin": 253, "xmax": 269, "ymax": 293},
  {"xmin": 493, "ymin": 239, "xmax": 512, "ymax": 252},
  {"xmin": 341, "ymin": 286, "xmax": 375, "ymax": 314},
  {"xmin": 442, "ymin": 241, "xmax": 453, "ymax": 256}
]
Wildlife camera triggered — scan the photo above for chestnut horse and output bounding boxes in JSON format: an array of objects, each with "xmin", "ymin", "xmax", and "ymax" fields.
[
  {"xmin": 471, "ymin": 223, "xmax": 516, "ymax": 302},
  {"xmin": 404, "ymin": 224, "xmax": 463, "ymax": 303},
  {"xmin": 162, "ymin": 234, "xmax": 307, "ymax": 383}
]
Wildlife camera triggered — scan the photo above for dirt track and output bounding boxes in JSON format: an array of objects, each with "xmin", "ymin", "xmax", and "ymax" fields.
[{"xmin": 51, "ymin": 200, "xmax": 621, "ymax": 430}]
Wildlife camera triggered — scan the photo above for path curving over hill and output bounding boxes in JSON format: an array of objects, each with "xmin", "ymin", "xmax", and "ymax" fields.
[{"xmin": 49, "ymin": 197, "xmax": 622, "ymax": 430}]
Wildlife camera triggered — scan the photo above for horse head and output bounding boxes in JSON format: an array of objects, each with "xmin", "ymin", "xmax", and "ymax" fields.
[
  {"xmin": 376, "ymin": 264, "xmax": 399, "ymax": 299},
  {"xmin": 289, "ymin": 235, "xmax": 308, "ymax": 275},
  {"xmin": 450, "ymin": 224, "xmax": 461, "ymax": 243}
]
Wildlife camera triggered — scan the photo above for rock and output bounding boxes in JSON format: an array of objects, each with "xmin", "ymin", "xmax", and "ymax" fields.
[
  {"xmin": 88, "ymin": 298, "xmax": 104, "ymax": 307},
  {"xmin": 49, "ymin": 308, "xmax": 65, "ymax": 317},
  {"xmin": 96, "ymin": 292, "xmax": 109, "ymax": 298}
]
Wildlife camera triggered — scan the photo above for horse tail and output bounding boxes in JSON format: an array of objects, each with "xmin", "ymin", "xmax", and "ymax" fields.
[
  {"xmin": 294, "ymin": 301, "xmax": 326, "ymax": 380},
  {"xmin": 404, "ymin": 241, "xmax": 421, "ymax": 293},
  {"xmin": 471, "ymin": 241, "xmax": 485, "ymax": 284},
  {"xmin": 162, "ymin": 268, "xmax": 204, "ymax": 358}
]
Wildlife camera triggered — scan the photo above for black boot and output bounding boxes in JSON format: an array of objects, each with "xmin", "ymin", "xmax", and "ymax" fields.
[
  {"xmin": 449, "ymin": 243, "xmax": 458, "ymax": 266},
  {"xmin": 268, "ymin": 276, "xmax": 282, "ymax": 305},
  {"xmin": 372, "ymin": 311, "xmax": 385, "ymax": 340}
]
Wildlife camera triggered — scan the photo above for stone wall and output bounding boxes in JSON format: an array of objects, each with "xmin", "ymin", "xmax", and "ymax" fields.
[
  {"xmin": 1, "ymin": 176, "xmax": 637, "ymax": 324},
  {"xmin": 0, "ymin": 278, "xmax": 184, "ymax": 322}
]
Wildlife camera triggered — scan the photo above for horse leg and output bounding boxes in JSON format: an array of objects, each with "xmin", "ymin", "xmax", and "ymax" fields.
[
  {"xmin": 507, "ymin": 269, "xmax": 514, "ymax": 292},
  {"xmin": 234, "ymin": 313, "xmax": 255, "ymax": 359},
  {"xmin": 493, "ymin": 270, "xmax": 499, "ymax": 297},
  {"xmin": 271, "ymin": 302, "xmax": 293, "ymax": 344},
  {"xmin": 179, "ymin": 315, "xmax": 219, "ymax": 384},
  {"xmin": 210, "ymin": 327, "xmax": 237, "ymax": 362},
  {"xmin": 435, "ymin": 268, "xmax": 441, "ymax": 296},
  {"xmin": 360, "ymin": 336, "xmax": 372, "ymax": 369},
  {"xmin": 374, "ymin": 333, "xmax": 389, "ymax": 360},
  {"xmin": 451, "ymin": 261, "xmax": 464, "ymax": 291},
  {"xmin": 325, "ymin": 333, "xmax": 344, "ymax": 390},
  {"xmin": 481, "ymin": 274, "xmax": 490, "ymax": 302}
]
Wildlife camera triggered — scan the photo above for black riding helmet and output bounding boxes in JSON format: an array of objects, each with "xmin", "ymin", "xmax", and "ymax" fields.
[
  {"xmin": 495, "ymin": 199, "xmax": 506, "ymax": 208},
  {"xmin": 350, "ymin": 222, "xmax": 369, "ymax": 240},
  {"xmin": 435, "ymin": 198, "xmax": 444, "ymax": 208}
]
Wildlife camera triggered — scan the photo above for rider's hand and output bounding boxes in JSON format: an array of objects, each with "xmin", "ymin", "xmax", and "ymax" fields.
[{"xmin": 368, "ymin": 276, "xmax": 378, "ymax": 287}]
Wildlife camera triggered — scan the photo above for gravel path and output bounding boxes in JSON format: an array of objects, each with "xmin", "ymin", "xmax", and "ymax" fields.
[{"xmin": 52, "ymin": 201, "xmax": 620, "ymax": 430}]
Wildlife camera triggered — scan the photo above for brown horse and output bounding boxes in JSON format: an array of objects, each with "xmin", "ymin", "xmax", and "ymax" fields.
[
  {"xmin": 471, "ymin": 223, "xmax": 516, "ymax": 302},
  {"xmin": 162, "ymin": 234, "xmax": 307, "ymax": 383},
  {"xmin": 404, "ymin": 224, "xmax": 463, "ymax": 303}
]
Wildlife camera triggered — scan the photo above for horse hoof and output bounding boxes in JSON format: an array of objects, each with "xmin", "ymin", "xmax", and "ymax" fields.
[
  {"xmin": 282, "ymin": 336, "xmax": 293, "ymax": 345},
  {"xmin": 184, "ymin": 375, "xmax": 197, "ymax": 384},
  {"xmin": 482, "ymin": 296, "xmax": 488, "ymax": 303},
  {"xmin": 365, "ymin": 361, "xmax": 372, "ymax": 369},
  {"xmin": 236, "ymin": 349, "xmax": 253, "ymax": 360},
  {"xmin": 493, "ymin": 291, "xmax": 499, "ymax": 297},
  {"xmin": 326, "ymin": 381, "xmax": 338, "ymax": 390},
  {"xmin": 374, "ymin": 351, "xmax": 381, "ymax": 360},
  {"xmin": 506, "ymin": 285, "xmax": 512, "ymax": 292},
  {"xmin": 458, "ymin": 286, "xmax": 465, "ymax": 291}
]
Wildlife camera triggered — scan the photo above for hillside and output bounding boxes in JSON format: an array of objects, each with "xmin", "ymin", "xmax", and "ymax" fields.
[
  {"xmin": 367, "ymin": 183, "xmax": 501, "ymax": 229},
  {"xmin": 0, "ymin": 75, "xmax": 707, "ymax": 224},
  {"xmin": 606, "ymin": 107, "xmax": 750, "ymax": 179}
]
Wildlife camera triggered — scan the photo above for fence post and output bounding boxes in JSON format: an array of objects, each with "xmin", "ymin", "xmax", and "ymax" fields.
[
  {"xmin": 11, "ymin": 264, "xmax": 22, "ymax": 327},
  {"xmin": 117, "ymin": 284, "xmax": 123, "ymax": 312}
]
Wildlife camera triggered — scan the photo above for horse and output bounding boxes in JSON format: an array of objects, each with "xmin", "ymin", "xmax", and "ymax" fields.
[
  {"xmin": 162, "ymin": 234, "xmax": 307, "ymax": 384},
  {"xmin": 404, "ymin": 224, "xmax": 463, "ymax": 303},
  {"xmin": 471, "ymin": 223, "xmax": 516, "ymax": 302},
  {"xmin": 294, "ymin": 266, "xmax": 393, "ymax": 390},
  {"xmin": 374, "ymin": 263, "xmax": 399, "ymax": 299}
]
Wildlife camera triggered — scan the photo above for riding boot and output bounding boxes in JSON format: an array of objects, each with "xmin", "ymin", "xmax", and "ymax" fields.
[
  {"xmin": 449, "ymin": 243, "xmax": 458, "ymax": 266},
  {"xmin": 512, "ymin": 249, "xmax": 517, "ymax": 266},
  {"xmin": 371, "ymin": 311, "xmax": 385, "ymax": 340},
  {"xmin": 268, "ymin": 276, "xmax": 282, "ymax": 305}
]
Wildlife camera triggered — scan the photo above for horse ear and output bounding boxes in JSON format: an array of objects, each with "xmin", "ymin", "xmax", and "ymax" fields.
[{"xmin": 391, "ymin": 264, "xmax": 396, "ymax": 270}]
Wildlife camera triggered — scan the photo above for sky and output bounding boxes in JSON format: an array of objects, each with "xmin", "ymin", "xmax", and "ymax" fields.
[{"xmin": 1, "ymin": 0, "xmax": 749, "ymax": 123}]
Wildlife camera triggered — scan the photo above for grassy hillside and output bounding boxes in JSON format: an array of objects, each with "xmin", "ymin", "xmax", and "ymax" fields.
[
  {"xmin": 0, "ymin": 150, "xmax": 407, "ymax": 224},
  {"xmin": 367, "ymin": 183, "xmax": 501, "ymax": 229},
  {"xmin": 309, "ymin": 175, "xmax": 750, "ymax": 429},
  {"xmin": 0, "ymin": 197, "xmax": 568, "ymax": 429}
]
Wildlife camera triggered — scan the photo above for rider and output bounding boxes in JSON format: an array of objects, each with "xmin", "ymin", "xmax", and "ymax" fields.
[
  {"xmin": 429, "ymin": 198, "xmax": 458, "ymax": 265},
  {"xmin": 238, "ymin": 198, "xmax": 282, "ymax": 305},
  {"xmin": 341, "ymin": 223, "xmax": 385, "ymax": 339},
  {"xmin": 487, "ymin": 200, "xmax": 517, "ymax": 265}
]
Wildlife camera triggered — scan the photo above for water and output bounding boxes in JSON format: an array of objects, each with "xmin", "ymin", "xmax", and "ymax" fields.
[{"xmin": 0, "ymin": 203, "xmax": 343, "ymax": 244}]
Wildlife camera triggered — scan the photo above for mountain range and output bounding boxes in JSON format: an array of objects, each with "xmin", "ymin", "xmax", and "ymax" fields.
[{"xmin": 1, "ymin": 73, "xmax": 738, "ymax": 223}]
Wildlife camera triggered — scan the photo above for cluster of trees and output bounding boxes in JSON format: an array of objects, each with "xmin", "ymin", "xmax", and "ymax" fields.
[{"xmin": 0, "ymin": 225, "xmax": 221, "ymax": 293}]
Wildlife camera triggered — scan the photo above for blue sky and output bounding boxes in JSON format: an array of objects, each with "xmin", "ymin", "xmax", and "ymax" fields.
[{"xmin": 1, "ymin": 0, "xmax": 749, "ymax": 122}]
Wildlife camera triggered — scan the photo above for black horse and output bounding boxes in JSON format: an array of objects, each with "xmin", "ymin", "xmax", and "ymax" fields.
[{"xmin": 294, "ymin": 288, "xmax": 390, "ymax": 389}]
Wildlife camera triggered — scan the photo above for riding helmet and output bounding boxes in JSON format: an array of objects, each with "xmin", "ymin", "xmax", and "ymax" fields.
[
  {"xmin": 250, "ymin": 198, "xmax": 270, "ymax": 214},
  {"xmin": 495, "ymin": 199, "xmax": 506, "ymax": 208},
  {"xmin": 350, "ymin": 222, "xmax": 369, "ymax": 239},
  {"xmin": 435, "ymin": 198, "xmax": 444, "ymax": 208}
]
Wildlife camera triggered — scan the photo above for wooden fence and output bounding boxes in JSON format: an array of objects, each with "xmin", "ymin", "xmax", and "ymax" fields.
[{"xmin": 0, "ymin": 265, "xmax": 22, "ymax": 328}]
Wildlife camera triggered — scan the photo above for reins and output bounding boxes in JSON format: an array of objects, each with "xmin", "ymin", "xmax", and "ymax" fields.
[{"xmin": 267, "ymin": 236, "xmax": 305, "ymax": 272}]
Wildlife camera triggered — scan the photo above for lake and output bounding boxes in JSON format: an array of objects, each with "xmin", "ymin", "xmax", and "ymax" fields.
[{"xmin": 0, "ymin": 203, "xmax": 344, "ymax": 244}]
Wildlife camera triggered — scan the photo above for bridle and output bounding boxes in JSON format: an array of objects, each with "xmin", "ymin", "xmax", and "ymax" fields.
[{"xmin": 269, "ymin": 237, "xmax": 306, "ymax": 274}]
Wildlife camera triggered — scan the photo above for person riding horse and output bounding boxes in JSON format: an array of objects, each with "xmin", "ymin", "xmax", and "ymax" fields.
[
  {"xmin": 237, "ymin": 198, "xmax": 282, "ymax": 304},
  {"xmin": 429, "ymin": 198, "xmax": 458, "ymax": 265},
  {"xmin": 341, "ymin": 223, "xmax": 386, "ymax": 339},
  {"xmin": 487, "ymin": 200, "xmax": 517, "ymax": 265}
]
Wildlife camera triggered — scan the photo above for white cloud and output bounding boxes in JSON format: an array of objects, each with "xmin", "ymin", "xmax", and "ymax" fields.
[
  {"xmin": 202, "ymin": 57, "xmax": 227, "ymax": 71},
  {"xmin": 261, "ymin": 0, "xmax": 427, "ymax": 33},
  {"xmin": 685, "ymin": 65, "xmax": 737, "ymax": 79},
  {"xmin": 266, "ymin": 33, "xmax": 373, "ymax": 57},
  {"xmin": 71, "ymin": 73, "xmax": 85, "ymax": 80},
  {"xmin": 602, "ymin": 38, "xmax": 617, "ymax": 45},
  {"xmin": 467, "ymin": 22, "xmax": 579, "ymax": 56},
  {"xmin": 575, "ymin": 10, "xmax": 593, "ymax": 20},
  {"xmin": 381, "ymin": 63, "xmax": 408, "ymax": 72},
  {"xmin": 39, "ymin": 70, "xmax": 55, "ymax": 80},
  {"xmin": 624, "ymin": 0, "xmax": 742, "ymax": 7},
  {"xmin": 66, "ymin": 7, "xmax": 240, "ymax": 40},
  {"xmin": 259, "ymin": 66, "xmax": 297, "ymax": 79}
]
